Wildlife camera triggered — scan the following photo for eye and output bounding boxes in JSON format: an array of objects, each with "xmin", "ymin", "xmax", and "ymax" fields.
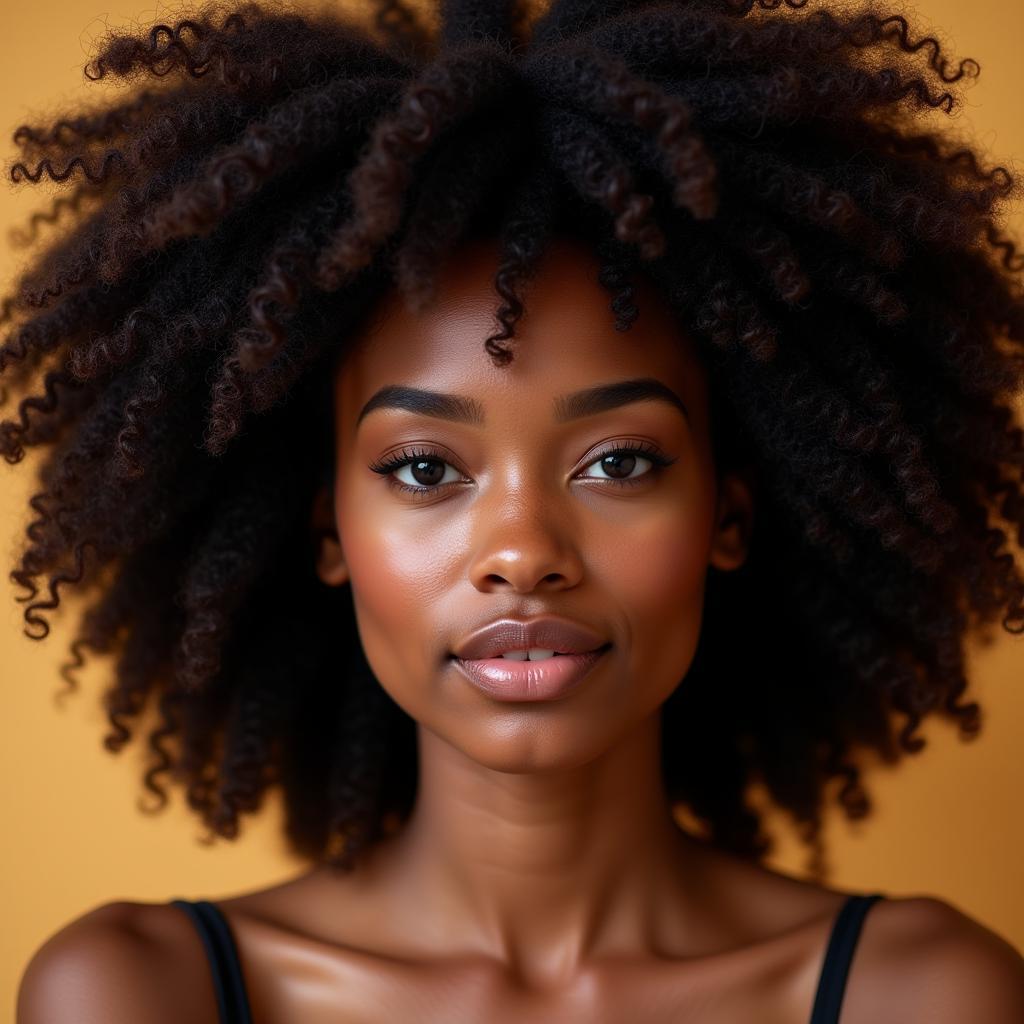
[
  {"xmin": 368, "ymin": 439, "xmax": 675, "ymax": 499},
  {"xmin": 392, "ymin": 454, "xmax": 464, "ymax": 490},
  {"xmin": 368, "ymin": 445, "xmax": 468, "ymax": 497},
  {"xmin": 577, "ymin": 440, "xmax": 675, "ymax": 487}
]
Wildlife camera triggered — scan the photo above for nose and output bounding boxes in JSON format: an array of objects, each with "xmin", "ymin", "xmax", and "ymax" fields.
[{"xmin": 467, "ymin": 491, "xmax": 584, "ymax": 594}]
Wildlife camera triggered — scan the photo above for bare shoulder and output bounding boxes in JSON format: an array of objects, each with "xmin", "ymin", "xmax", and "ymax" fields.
[
  {"xmin": 846, "ymin": 894, "xmax": 1024, "ymax": 1024},
  {"xmin": 16, "ymin": 899, "xmax": 218, "ymax": 1024}
]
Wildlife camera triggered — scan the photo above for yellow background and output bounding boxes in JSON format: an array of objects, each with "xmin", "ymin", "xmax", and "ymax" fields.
[{"xmin": 3, "ymin": 0, "xmax": 1024, "ymax": 1015}]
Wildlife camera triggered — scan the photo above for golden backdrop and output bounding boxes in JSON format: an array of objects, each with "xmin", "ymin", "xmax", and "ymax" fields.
[{"xmin": 3, "ymin": 0, "xmax": 1023, "ymax": 1014}]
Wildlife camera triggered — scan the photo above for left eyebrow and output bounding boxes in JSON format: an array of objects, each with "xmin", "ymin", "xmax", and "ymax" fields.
[{"xmin": 355, "ymin": 376, "xmax": 690, "ymax": 429}]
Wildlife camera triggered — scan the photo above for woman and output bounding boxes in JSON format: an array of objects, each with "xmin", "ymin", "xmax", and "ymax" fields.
[{"xmin": 11, "ymin": 0, "xmax": 1024, "ymax": 1020}]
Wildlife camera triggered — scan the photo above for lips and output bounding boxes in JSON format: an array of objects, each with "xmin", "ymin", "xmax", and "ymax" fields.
[
  {"xmin": 449, "ymin": 615, "xmax": 609, "ymax": 662},
  {"xmin": 451, "ymin": 646, "xmax": 610, "ymax": 702}
]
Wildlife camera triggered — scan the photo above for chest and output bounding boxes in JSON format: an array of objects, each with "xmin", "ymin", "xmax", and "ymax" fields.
[{"xmin": 234, "ymin": 939, "xmax": 823, "ymax": 1024}]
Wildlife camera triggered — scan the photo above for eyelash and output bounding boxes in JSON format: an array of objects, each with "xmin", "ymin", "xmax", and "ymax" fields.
[{"xmin": 368, "ymin": 440, "xmax": 676, "ymax": 499}]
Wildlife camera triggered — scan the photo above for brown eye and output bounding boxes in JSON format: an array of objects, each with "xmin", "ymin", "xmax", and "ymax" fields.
[
  {"xmin": 597, "ymin": 451, "xmax": 637, "ymax": 479},
  {"xmin": 577, "ymin": 444, "xmax": 672, "ymax": 484},
  {"xmin": 393, "ymin": 455, "xmax": 461, "ymax": 490},
  {"xmin": 369, "ymin": 441, "xmax": 674, "ymax": 498},
  {"xmin": 368, "ymin": 446, "xmax": 467, "ymax": 496},
  {"xmin": 407, "ymin": 457, "xmax": 446, "ymax": 487}
]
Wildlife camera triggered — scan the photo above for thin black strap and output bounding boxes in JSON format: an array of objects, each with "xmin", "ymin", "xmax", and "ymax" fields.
[
  {"xmin": 171, "ymin": 898, "xmax": 255, "ymax": 1024},
  {"xmin": 807, "ymin": 893, "xmax": 885, "ymax": 1024}
]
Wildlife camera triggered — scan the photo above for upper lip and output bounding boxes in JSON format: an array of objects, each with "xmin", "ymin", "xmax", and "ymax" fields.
[{"xmin": 450, "ymin": 616, "xmax": 610, "ymax": 661}]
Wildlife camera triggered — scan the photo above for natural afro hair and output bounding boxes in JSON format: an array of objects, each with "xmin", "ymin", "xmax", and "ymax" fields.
[{"xmin": 4, "ymin": 0, "xmax": 1024, "ymax": 881}]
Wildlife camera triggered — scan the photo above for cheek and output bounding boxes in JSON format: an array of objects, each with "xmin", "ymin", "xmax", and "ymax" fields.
[
  {"xmin": 335, "ymin": 486, "xmax": 459, "ymax": 698},
  {"xmin": 602, "ymin": 503, "xmax": 712, "ymax": 696}
]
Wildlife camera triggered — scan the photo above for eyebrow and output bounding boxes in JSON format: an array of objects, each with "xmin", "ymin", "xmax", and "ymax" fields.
[{"xmin": 355, "ymin": 376, "xmax": 689, "ymax": 429}]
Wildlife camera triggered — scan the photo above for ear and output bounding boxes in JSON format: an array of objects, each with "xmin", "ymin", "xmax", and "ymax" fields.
[
  {"xmin": 708, "ymin": 466, "xmax": 755, "ymax": 572},
  {"xmin": 310, "ymin": 482, "xmax": 349, "ymax": 587}
]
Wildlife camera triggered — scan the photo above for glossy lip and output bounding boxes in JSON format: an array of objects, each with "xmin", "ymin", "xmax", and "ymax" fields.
[
  {"xmin": 451, "ymin": 645, "xmax": 612, "ymax": 702},
  {"xmin": 449, "ymin": 615, "xmax": 609, "ymax": 661}
]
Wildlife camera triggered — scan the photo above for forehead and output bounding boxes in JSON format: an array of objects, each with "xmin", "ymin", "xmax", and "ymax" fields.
[{"xmin": 335, "ymin": 234, "xmax": 709, "ymax": 428}]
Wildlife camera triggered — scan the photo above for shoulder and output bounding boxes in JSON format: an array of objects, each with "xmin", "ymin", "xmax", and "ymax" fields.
[
  {"xmin": 847, "ymin": 894, "xmax": 1024, "ymax": 1024},
  {"xmin": 16, "ymin": 899, "xmax": 218, "ymax": 1024}
]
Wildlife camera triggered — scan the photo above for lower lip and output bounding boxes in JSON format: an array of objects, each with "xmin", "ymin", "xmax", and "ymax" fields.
[{"xmin": 450, "ymin": 645, "xmax": 611, "ymax": 702}]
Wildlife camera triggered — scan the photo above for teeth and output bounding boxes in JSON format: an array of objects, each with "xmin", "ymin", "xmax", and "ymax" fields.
[{"xmin": 499, "ymin": 648, "xmax": 559, "ymax": 661}]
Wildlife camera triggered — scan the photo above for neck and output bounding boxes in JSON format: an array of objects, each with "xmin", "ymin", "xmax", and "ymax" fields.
[{"xmin": 362, "ymin": 712, "xmax": 707, "ymax": 987}]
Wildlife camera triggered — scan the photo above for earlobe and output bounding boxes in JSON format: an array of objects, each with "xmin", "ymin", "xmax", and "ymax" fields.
[
  {"xmin": 310, "ymin": 484, "xmax": 349, "ymax": 587},
  {"xmin": 708, "ymin": 469, "xmax": 755, "ymax": 572}
]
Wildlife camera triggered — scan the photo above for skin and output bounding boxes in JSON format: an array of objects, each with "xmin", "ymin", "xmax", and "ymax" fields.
[{"xmin": 18, "ymin": 235, "xmax": 1024, "ymax": 1023}]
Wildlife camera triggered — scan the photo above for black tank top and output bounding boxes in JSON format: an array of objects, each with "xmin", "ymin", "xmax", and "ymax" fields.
[{"xmin": 171, "ymin": 891, "xmax": 885, "ymax": 1023}]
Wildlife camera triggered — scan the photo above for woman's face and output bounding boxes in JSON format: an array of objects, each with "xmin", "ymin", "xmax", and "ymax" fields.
[{"xmin": 312, "ymin": 234, "xmax": 753, "ymax": 771}]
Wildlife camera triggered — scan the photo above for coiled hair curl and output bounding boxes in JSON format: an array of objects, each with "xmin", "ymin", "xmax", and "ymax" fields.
[{"xmin": 4, "ymin": 0, "xmax": 1024, "ymax": 881}]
